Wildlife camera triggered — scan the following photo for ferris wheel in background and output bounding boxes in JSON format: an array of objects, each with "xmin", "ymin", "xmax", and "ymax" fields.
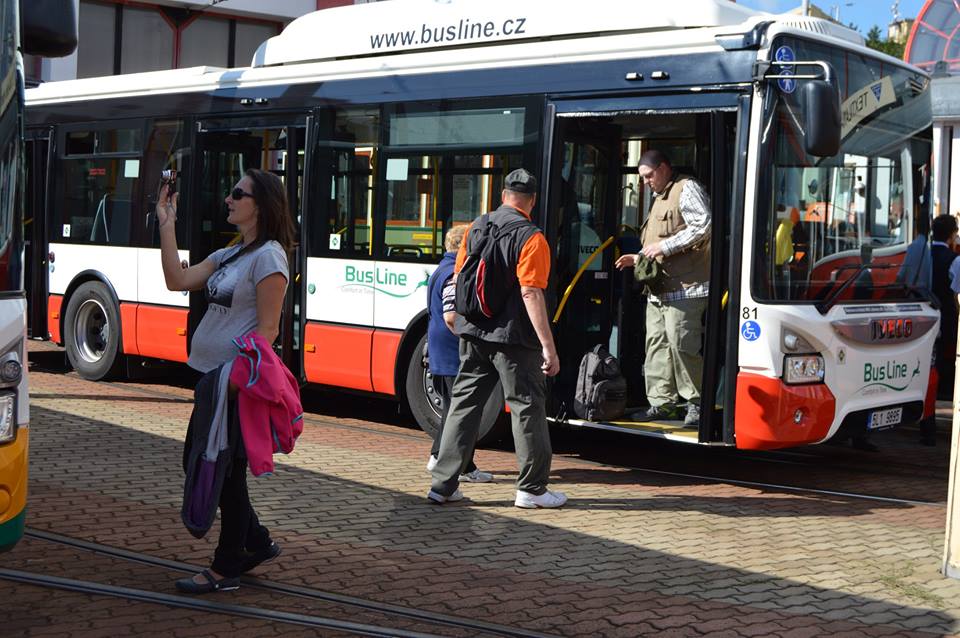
[{"xmin": 905, "ymin": 0, "xmax": 960, "ymax": 74}]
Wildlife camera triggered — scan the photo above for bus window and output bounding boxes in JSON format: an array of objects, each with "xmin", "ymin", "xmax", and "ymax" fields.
[
  {"xmin": 56, "ymin": 126, "xmax": 142, "ymax": 247},
  {"xmin": 384, "ymin": 154, "xmax": 439, "ymax": 260},
  {"xmin": 312, "ymin": 107, "xmax": 379, "ymax": 258},
  {"xmin": 380, "ymin": 103, "xmax": 533, "ymax": 261},
  {"xmin": 451, "ymin": 153, "xmax": 522, "ymax": 224},
  {"xmin": 143, "ymin": 120, "xmax": 186, "ymax": 248}
]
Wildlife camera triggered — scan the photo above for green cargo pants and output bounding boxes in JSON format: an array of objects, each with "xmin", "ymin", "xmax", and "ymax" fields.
[{"xmin": 644, "ymin": 296, "xmax": 707, "ymax": 408}]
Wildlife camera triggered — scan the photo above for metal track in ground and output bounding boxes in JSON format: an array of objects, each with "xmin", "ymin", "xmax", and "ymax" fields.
[
  {"xmin": 0, "ymin": 567, "xmax": 443, "ymax": 638},
  {"xmin": 23, "ymin": 528, "xmax": 558, "ymax": 638}
]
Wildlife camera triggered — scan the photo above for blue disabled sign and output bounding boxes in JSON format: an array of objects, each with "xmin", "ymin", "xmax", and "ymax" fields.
[
  {"xmin": 774, "ymin": 45, "xmax": 796, "ymax": 93},
  {"xmin": 741, "ymin": 320, "xmax": 761, "ymax": 341}
]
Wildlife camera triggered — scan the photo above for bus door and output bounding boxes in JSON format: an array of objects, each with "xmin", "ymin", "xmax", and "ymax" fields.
[
  {"xmin": 25, "ymin": 129, "xmax": 52, "ymax": 339},
  {"xmin": 544, "ymin": 100, "xmax": 741, "ymax": 445},
  {"xmin": 545, "ymin": 118, "xmax": 622, "ymax": 415},
  {"xmin": 191, "ymin": 120, "xmax": 306, "ymax": 371}
]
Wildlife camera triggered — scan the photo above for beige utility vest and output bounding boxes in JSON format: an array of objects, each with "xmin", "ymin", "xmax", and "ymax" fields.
[{"xmin": 640, "ymin": 175, "xmax": 711, "ymax": 292}]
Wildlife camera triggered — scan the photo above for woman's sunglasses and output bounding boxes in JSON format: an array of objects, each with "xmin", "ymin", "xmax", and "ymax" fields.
[{"xmin": 231, "ymin": 187, "xmax": 254, "ymax": 201}]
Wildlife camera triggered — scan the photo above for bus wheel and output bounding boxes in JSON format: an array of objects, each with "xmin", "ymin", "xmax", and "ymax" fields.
[
  {"xmin": 404, "ymin": 333, "xmax": 507, "ymax": 446},
  {"xmin": 63, "ymin": 281, "xmax": 124, "ymax": 380}
]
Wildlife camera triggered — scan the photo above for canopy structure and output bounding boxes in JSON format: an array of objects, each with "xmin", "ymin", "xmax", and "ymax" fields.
[{"xmin": 905, "ymin": 0, "xmax": 960, "ymax": 74}]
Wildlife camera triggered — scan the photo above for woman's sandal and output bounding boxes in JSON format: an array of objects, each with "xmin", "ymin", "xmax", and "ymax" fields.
[{"xmin": 175, "ymin": 569, "xmax": 240, "ymax": 594}]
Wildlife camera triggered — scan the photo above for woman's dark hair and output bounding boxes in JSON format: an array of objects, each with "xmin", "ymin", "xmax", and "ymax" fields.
[{"xmin": 245, "ymin": 168, "xmax": 296, "ymax": 254}]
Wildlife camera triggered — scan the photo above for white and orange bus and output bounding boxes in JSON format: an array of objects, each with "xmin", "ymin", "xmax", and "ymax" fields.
[{"xmin": 24, "ymin": 0, "xmax": 938, "ymax": 450}]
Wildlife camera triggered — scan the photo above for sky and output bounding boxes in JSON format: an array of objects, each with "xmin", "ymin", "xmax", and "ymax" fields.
[{"xmin": 734, "ymin": 0, "xmax": 928, "ymax": 34}]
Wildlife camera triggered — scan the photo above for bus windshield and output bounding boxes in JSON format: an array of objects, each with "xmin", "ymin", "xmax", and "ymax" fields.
[{"xmin": 752, "ymin": 36, "xmax": 932, "ymax": 306}]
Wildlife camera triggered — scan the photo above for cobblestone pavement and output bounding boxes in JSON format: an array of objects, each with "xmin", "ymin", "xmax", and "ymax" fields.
[{"xmin": 5, "ymin": 342, "xmax": 960, "ymax": 636}]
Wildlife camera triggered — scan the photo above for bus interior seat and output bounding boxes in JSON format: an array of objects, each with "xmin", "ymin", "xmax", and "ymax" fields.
[{"xmin": 386, "ymin": 245, "xmax": 422, "ymax": 258}]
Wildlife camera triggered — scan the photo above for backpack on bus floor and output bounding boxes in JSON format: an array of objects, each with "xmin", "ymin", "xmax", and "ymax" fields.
[
  {"xmin": 574, "ymin": 345, "xmax": 628, "ymax": 421},
  {"xmin": 455, "ymin": 214, "xmax": 534, "ymax": 323}
]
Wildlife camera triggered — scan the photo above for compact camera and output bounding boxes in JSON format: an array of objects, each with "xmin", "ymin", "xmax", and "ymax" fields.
[{"xmin": 160, "ymin": 169, "xmax": 178, "ymax": 196}]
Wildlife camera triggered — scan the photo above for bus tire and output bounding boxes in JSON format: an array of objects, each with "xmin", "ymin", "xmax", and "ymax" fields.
[
  {"xmin": 63, "ymin": 281, "xmax": 124, "ymax": 381},
  {"xmin": 404, "ymin": 333, "xmax": 506, "ymax": 446}
]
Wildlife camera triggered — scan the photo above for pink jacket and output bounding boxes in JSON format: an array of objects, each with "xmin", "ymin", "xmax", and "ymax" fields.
[{"xmin": 229, "ymin": 332, "xmax": 303, "ymax": 477}]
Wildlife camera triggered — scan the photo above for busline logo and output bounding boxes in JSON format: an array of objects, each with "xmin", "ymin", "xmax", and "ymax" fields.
[
  {"xmin": 858, "ymin": 358, "xmax": 921, "ymax": 393},
  {"xmin": 369, "ymin": 17, "xmax": 528, "ymax": 50},
  {"xmin": 341, "ymin": 265, "xmax": 429, "ymax": 298}
]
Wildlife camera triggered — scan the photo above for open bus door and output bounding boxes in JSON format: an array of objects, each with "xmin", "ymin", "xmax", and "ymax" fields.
[
  {"xmin": 544, "ymin": 102, "xmax": 740, "ymax": 445},
  {"xmin": 545, "ymin": 117, "xmax": 622, "ymax": 417},
  {"xmin": 190, "ymin": 120, "xmax": 305, "ymax": 375},
  {"xmin": 25, "ymin": 129, "xmax": 52, "ymax": 339}
]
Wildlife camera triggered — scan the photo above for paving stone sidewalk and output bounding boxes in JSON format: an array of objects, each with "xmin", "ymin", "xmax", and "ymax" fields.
[{"xmin": 6, "ymin": 346, "xmax": 960, "ymax": 636}]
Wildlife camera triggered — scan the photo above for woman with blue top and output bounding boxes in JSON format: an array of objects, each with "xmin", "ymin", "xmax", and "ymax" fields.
[{"xmin": 425, "ymin": 225, "xmax": 492, "ymax": 483}]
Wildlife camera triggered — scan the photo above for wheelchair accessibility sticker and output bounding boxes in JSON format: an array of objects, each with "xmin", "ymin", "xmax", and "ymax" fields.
[{"xmin": 741, "ymin": 321, "xmax": 761, "ymax": 341}]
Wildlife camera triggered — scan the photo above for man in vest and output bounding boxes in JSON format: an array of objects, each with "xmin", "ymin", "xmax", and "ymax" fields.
[
  {"xmin": 427, "ymin": 168, "xmax": 567, "ymax": 509},
  {"xmin": 615, "ymin": 150, "xmax": 711, "ymax": 426}
]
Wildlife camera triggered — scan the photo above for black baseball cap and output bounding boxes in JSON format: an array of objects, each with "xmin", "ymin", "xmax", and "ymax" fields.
[{"xmin": 504, "ymin": 168, "xmax": 538, "ymax": 194}]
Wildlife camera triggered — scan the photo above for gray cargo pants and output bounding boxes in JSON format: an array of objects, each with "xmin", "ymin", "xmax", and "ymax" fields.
[{"xmin": 430, "ymin": 336, "xmax": 552, "ymax": 496}]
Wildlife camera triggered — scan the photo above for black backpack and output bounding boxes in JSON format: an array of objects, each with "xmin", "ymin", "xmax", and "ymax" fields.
[
  {"xmin": 574, "ymin": 345, "xmax": 628, "ymax": 421},
  {"xmin": 455, "ymin": 215, "xmax": 534, "ymax": 322}
]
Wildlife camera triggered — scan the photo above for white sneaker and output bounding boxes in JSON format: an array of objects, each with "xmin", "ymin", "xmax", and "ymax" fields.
[
  {"xmin": 427, "ymin": 488, "xmax": 464, "ymax": 504},
  {"xmin": 459, "ymin": 469, "xmax": 493, "ymax": 483},
  {"xmin": 515, "ymin": 489, "xmax": 567, "ymax": 509},
  {"xmin": 426, "ymin": 455, "xmax": 438, "ymax": 472}
]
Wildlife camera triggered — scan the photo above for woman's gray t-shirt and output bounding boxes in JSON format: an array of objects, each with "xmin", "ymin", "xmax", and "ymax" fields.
[{"xmin": 187, "ymin": 240, "xmax": 288, "ymax": 373}]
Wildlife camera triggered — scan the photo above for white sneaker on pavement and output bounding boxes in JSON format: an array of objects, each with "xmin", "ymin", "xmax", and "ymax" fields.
[
  {"xmin": 427, "ymin": 488, "xmax": 464, "ymax": 504},
  {"xmin": 459, "ymin": 469, "xmax": 493, "ymax": 483},
  {"xmin": 426, "ymin": 455, "xmax": 438, "ymax": 473},
  {"xmin": 514, "ymin": 489, "xmax": 567, "ymax": 509}
]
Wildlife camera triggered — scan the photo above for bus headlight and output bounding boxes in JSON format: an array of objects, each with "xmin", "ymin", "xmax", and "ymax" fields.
[
  {"xmin": 0, "ymin": 351, "xmax": 20, "ymax": 387},
  {"xmin": 784, "ymin": 355, "xmax": 825, "ymax": 385},
  {"xmin": 0, "ymin": 392, "xmax": 16, "ymax": 443}
]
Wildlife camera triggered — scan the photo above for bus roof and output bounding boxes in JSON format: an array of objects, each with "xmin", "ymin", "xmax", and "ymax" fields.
[
  {"xmin": 26, "ymin": 3, "xmax": 871, "ymax": 107},
  {"xmin": 251, "ymin": 0, "xmax": 761, "ymax": 67}
]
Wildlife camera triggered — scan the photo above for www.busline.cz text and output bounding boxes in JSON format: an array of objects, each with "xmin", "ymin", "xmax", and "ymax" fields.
[{"xmin": 369, "ymin": 17, "xmax": 527, "ymax": 50}]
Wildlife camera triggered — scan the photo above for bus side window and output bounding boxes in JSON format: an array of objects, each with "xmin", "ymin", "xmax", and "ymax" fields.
[
  {"xmin": 379, "ymin": 103, "xmax": 535, "ymax": 262},
  {"xmin": 56, "ymin": 126, "xmax": 142, "ymax": 248},
  {"xmin": 311, "ymin": 107, "xmax": 379, "ymax": 259}
]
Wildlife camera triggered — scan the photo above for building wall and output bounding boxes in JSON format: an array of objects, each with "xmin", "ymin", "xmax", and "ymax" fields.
[{"xmin": 31, "ymin": 0, "xmax": 388, "ymax": 84}]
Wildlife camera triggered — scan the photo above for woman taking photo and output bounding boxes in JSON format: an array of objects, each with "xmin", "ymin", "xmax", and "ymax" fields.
[{"xmin": 156, "ymin": 168, "xmax": 295, "ymax": 593}]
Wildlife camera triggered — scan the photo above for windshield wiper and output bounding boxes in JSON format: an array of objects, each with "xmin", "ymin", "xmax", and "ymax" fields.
[{"xmin": 815, "ymin": 245, "xmax": 896, "ymax": 314}]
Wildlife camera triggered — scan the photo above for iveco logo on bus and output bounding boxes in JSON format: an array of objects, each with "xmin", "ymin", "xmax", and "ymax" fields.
[{"xmin": 871, "ymin": 318, "xmax": 913, "ymax": 341}]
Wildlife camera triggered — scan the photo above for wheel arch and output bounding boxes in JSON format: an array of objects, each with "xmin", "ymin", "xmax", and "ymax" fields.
[
  {"xmin": 394, "ymin": 309, "xmax": 429, "ymax": 407},
  {"xmin": 60, "ymin": 271, "xmax": 123, "ymax": 351}
]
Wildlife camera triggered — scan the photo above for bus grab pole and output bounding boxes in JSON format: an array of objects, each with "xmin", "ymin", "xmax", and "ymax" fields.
[{"xmin": 944, "ymin": 321, "xmax": 960, "ymax": 579}]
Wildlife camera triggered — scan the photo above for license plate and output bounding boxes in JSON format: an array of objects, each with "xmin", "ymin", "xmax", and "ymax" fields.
[{"xmin": 867, "ymin": 407, "xmax": 902, "ymax": 430}]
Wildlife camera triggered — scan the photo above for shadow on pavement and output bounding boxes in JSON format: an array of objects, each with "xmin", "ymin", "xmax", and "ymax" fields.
[{"xmin": 18, "ymin": 402, "xmax": 957, "ymax": 637}]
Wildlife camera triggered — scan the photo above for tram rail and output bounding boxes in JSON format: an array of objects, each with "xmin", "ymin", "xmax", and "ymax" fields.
[{"xmin": 12, "ymin": 528, "xmax": 557, "ymax": 638}]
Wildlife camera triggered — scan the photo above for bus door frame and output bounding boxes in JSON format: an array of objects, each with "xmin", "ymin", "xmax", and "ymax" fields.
[
  {"xmin": 25, "ymin": 127, "xmax": 53, "ymax": 340},
  {"xmin": 191, "ymin": 115, "xmax": 307, "ymax": 373},
  {"xmin": 545, "ymin": 95, "xmax": 745, "ymax": 442},
  {"xmin": 543, "ymin": 113, "xmax": 623, "ymax": 414}
]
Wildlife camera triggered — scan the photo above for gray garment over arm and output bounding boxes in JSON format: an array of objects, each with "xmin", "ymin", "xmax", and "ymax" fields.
[{"xmin": 188, "ymin": 240, "xmax": 288, "ymax": 373}]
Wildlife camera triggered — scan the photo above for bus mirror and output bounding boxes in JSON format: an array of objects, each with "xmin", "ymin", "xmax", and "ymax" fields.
[
  {"xmin": 21, "ymin": 0, "xmax": 78, "ymax": 58},
  {"xmin": 801, "ymin": 80, "xmax": 841, "ymax": 157}
]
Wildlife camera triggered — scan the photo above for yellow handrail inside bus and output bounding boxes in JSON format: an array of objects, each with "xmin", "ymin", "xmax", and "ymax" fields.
[
  {"xmin": 552, "ymin": 235, "xmax": 615, "ymax": 324},
  {"xmin": 721, "ymin": 290, "xmax": 728, "ymax": 309}
]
